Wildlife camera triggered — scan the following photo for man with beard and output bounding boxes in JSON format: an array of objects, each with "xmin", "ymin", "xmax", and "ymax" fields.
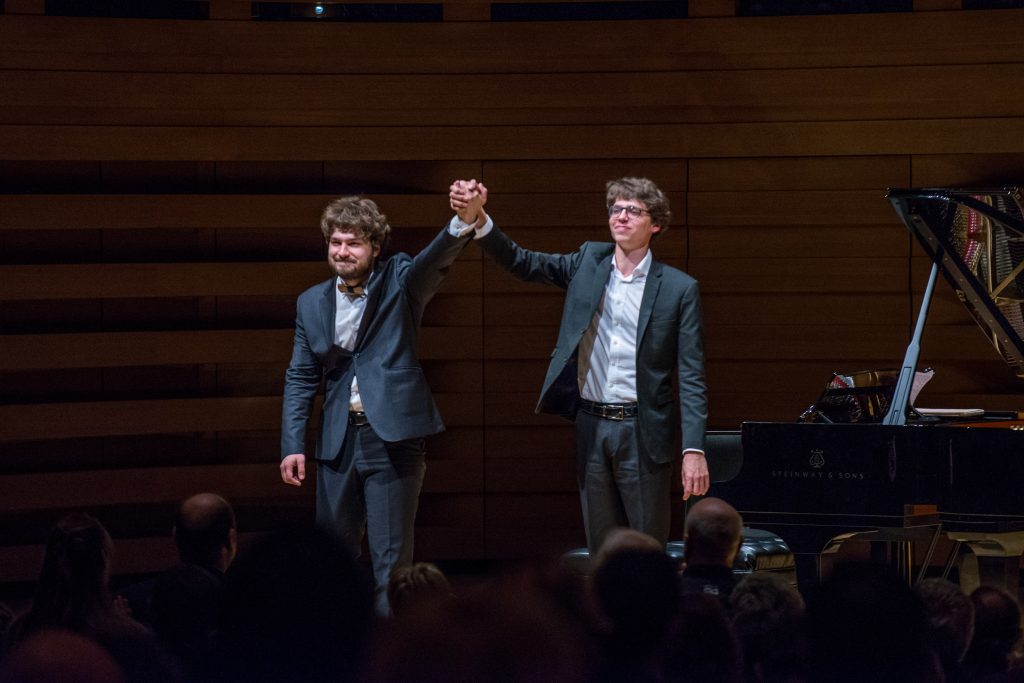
[{"xmin": 280, "ymin": 193, "xmax": 482, "ymax": 615}]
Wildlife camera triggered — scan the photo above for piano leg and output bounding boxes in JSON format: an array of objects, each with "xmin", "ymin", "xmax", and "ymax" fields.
[
  {"xmin": 945, "ymin": 531, "xmax": 1024, "ymax": 599},
  {"xmin": 817, "ymin": 523, "xmax": 943, "ymax": 586}
]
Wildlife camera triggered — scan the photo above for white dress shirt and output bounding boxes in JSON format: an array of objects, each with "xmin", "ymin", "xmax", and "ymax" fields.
[
  {"xmin": 578, "ymin": 250, "xmax": 651, "ymax": 403},
  {"xmin": 335, "ymin": 276, "xmax": 370, "ymax": 412}
]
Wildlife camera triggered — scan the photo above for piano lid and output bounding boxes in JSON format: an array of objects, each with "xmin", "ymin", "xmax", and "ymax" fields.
[{"xmin": 887, "ymin": 188, "xmax": 1024, "ymax": 376}]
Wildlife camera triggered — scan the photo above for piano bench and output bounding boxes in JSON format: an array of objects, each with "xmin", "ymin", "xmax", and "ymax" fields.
[{"xmin": 562, "ymin": 528, "xmax": 797, "ymax": 588}]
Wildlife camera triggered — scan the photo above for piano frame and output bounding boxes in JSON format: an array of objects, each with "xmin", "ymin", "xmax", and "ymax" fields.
[{"xmin": 713, "ymin": 188, "xmax": 1024, "ymax": 596}]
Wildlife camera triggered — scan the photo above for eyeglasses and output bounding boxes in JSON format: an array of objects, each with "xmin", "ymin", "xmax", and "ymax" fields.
[{"xmin": 608, "ymin": 204, "xmax": 650, "ymax": 219}]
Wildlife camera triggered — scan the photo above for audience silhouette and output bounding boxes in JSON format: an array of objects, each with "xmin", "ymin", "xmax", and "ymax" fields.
[
  {"xmin": 804, "ymin": 562, "xmax": 942, "ymax": 682},
  {"xmin": 120, "ymin": 492, "xmax": 236, "ymax": 630},
  {"xmin": 593, "ymin": 546, "xmax": 685, "ymax": 681},
  {"xmin": 367, "ymin": 564, "xmax": 593, "ymax": 683},
  {"xmin": 591, "ymin": 527, "xmax": 664, "ymax": 572},
  {"xmin": 916, "ymin": 577, "xmax": 976, "ymax": 683},
  {"xmin": 386, "ymin": 562, "xmax": 453, "ymax": 617},
  {"xmin": 210, "ymin": 525, "xmax": 374, "ymax": 683},
  {"xmin": 1, "ymin": 512, "xmax": 179, "ymax": 683},
  {"xmin": 729, "ymin": 572, "xmax": 807, "ymax": 683},
  {"xmin": 0, "ymin": 629, "xmax": 125, "ymax": 683},
  {"xmin": 665, "ymin": 591, "xmax": 741, "ymax": 683},
  {"xmin": 963, "ymin": 585, "xmax": 1024, "ymax": 681},
  {"xmin": 5, "ymin": 501, "xmax": 1024, "ymax": 683},
  {"xmin": 172, "ymin": 493, "xmax": 237, "ymax": 574},
  {"xmin": 679, "ymin": 497, "xmax": 744, "ymax": 602}
]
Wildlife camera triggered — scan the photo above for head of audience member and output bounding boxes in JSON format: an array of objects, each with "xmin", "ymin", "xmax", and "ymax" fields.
[
  {"xmin": 500, "ymin": 559, "xmax": 604, "ymax": 648},
  {"xmin": 593, "ymin": 547, "xmax": 680, "ymax": 679},
  {"xmin": 366, "ymin": 568, "xmax": 592, "ymax": 683},
  {"xmin": 914, "ymin": 578, "xmax": 974, "ymax": 677},
  {"xmin": 387, "ymin": 562, "xmax": 452, "ymax": 617},
  {"xmin": 664, "ymin": 592, "xmax": 741, "ymax": 683},
  {"xmin": 592, "ymin": 527, "xmax": 664, "ymax": 573},
  {"xmin": 149, "ymin": 562, "xmax": 223, "ymax": 665},
  {"xmin": 804, "ymin": 562, "xmax": 941, "ymax": 682},
  {"xmin": 729, "ymin": 572, "xmax": 807, "ymax": 683},
  {"xmin": 172, "ymin": 493, "xmax": 236, "ymax": 573},
  {"xmin": 963, "ymin": 584, "xmax": 1023, "ymax": 679},
  {"xmin": 20, "ymin": 513, "xmax": 114, "ymax": 638},
  {"xmin": 0, "ymin": 629, "xmax": 124, "ymax": 683},
  {"xmin": 683, "ymin": 497, "xmax": 743, "ymax": 569},
  {"xmin": 212, "ymin": 526, "xmax": 374, "ymax": 683}
]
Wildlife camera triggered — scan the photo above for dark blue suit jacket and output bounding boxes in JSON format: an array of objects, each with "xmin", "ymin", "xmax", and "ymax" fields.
[
  {"xmin": 281, "ymin": 226, "xmax": 470, "ymax": 461},
  {"xmin": 479, "ymin": 225, "xmax": 707, "ymax": 462}
]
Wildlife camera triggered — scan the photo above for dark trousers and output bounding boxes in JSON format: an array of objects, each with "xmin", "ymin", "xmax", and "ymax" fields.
[
  {"xmin": 315, "ymin": 424, "xmax": 426, "ymax": 616},
  {"xmin": 575, "ymin": 410, "xmax": 672, "ymax": 554}
]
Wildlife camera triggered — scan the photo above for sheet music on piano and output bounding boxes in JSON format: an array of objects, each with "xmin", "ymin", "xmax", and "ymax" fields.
[{"xmin": 797, "ymin": 368, "xmax": 937, "ymax": 424}]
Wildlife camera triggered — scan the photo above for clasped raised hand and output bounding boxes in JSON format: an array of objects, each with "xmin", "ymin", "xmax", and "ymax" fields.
[{"xmin": 449, "ymin": 178, "xmax": 488, "ymax": 225}]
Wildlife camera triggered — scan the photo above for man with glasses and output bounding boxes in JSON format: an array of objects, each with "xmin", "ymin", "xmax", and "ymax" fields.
[{"xmin": 449, "ymin": 177, "xmax": 708, "ymax": 554}]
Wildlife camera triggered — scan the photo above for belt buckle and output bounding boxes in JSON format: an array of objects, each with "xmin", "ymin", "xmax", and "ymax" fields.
[{"xmin": 605, "ymin": 405, "xmax": 625, "ymax": 421}]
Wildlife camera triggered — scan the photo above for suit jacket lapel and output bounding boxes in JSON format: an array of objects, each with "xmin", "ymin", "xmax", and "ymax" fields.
[
  {"xmin": 587, "ymin": 250, "xmax": 613, "ymax": 318},
  {"xmin": 319, "ymin": 278, "xmax": 336, "ymax": 343},
  {"xmin": 354, "ymin": 267, "xmax": 384, "ymax": 349},
  {"xmin": 637, "ymin": 259, "xmax": 663, "ymax": 347}
]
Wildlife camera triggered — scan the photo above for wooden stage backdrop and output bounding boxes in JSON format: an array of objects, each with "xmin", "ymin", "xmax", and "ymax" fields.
[{"xmin": 2, "ymin": 0, "xmax": 1024, "ymax": 585}]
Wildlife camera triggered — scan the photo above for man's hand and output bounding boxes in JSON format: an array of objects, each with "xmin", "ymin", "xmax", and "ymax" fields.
[
  {"xmin": 681, "ymin": 450, "xmax": 710, "ymax": 500},
  {"xmin": 280, "ymin": 453, "xmax": 306, "ymax": 486},
  {"xmin": 449, "ymin": 178, "xmax": 488, "ymax": 224}
]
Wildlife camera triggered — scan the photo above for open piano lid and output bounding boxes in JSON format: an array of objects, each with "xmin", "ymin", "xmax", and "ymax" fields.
[{"xmin": 887, "ymin": 187, "xmax": 1024, "ymax": 377}]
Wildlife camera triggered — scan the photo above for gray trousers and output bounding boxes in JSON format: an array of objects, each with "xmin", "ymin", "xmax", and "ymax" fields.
[
  {"xmin": 315, "ymin": 424, "xmax": 426, "ymax": 616},
  {"xmin": 575, "ymin": 410, "xmax": 673, "ymax": 554}
]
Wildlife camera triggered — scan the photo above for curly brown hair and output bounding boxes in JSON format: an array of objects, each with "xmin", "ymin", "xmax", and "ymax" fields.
[{"xmin": 320, "ymin": 196, "xmax": 392, "ymax": 251}]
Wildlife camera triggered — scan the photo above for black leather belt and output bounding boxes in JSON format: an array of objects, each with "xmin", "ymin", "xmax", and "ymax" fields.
[
  {"xmin": 348, "ymin": 411, "xmax": 369, "ymax": 426},
  {"xmin": 580, "ymin": 400, "xmax": 638, "ymax": 421}
]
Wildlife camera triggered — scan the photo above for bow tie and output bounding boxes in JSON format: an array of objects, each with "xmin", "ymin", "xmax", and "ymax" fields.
[{"xmin": 339, "ymin": 282, "xmax": 366, "ymax": 298}]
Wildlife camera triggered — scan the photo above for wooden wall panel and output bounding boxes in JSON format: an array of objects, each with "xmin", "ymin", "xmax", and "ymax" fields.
[
  {"xmin": 690, "ymin": 156, "xmax": 910, "ymax": 191},
  {"xmin": 484, "ymin": 493, "xmax": 585, "ymax": 558},
  {"xmin": 692, "ymin": 258, "xmax": 908, "ymax": 298},
  {"xmin": 1, "ymin": 11, "xmax": 1022, "ymax": 74},
  {"xmin": 0, "ymin": 259, "xmax": 479, "ymax": 300},
  {"xmin": 0, "ymin": 330, "xmax": 292, "ymax": 369},
  {"xmin": 0, "ymin": 194, "xmax": 486, "ymax": 230},
  {"xmin": 1, "ymin": 7, "xmax": 1023, "ymax": 585},
  {"xmin": 6, "ymin": 118, "xmax": 1024, "ymax": 161},
  {"xmin": 414, "ymin": 494, "xmax": 486, "ymax": 560},
  {"xmin": 702, "ymin": 293, "xmax": 909, "ymax": 328},
  {"xmin": 0, "ymin": 391, "xmax": 482, "ymax": 441},
  {"xmin": 484, "ymin": 160, "xmax": 687, "ymax": 193},
  {"xmin": 6, "ymin": 64, "xmax": 1024, "ymax": 127},
  {"xmin": 911, "ymin": 153, "xmax": 1024, "ymax": 187},
  {"xmin": 688, "ymin": 154, "xmax": 917, "ymax": 435},
  {"xmin": 0, "ymin": 464, "xmax": 302, "ymax": 511}
]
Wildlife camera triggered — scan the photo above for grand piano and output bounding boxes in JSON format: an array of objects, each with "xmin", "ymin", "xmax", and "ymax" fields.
[{"xmin": 713, "ymin": 188, "xmax": 1024, "ymax": 594}]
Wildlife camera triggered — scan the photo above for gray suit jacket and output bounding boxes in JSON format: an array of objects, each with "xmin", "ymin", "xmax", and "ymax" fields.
[
  {"xmin": 281, "ymin": 226, "xmax": 470, "ymax": 461},
  {"xmin": 479, "ymin": 225, "xmax": 707, "ymax": 463}
]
